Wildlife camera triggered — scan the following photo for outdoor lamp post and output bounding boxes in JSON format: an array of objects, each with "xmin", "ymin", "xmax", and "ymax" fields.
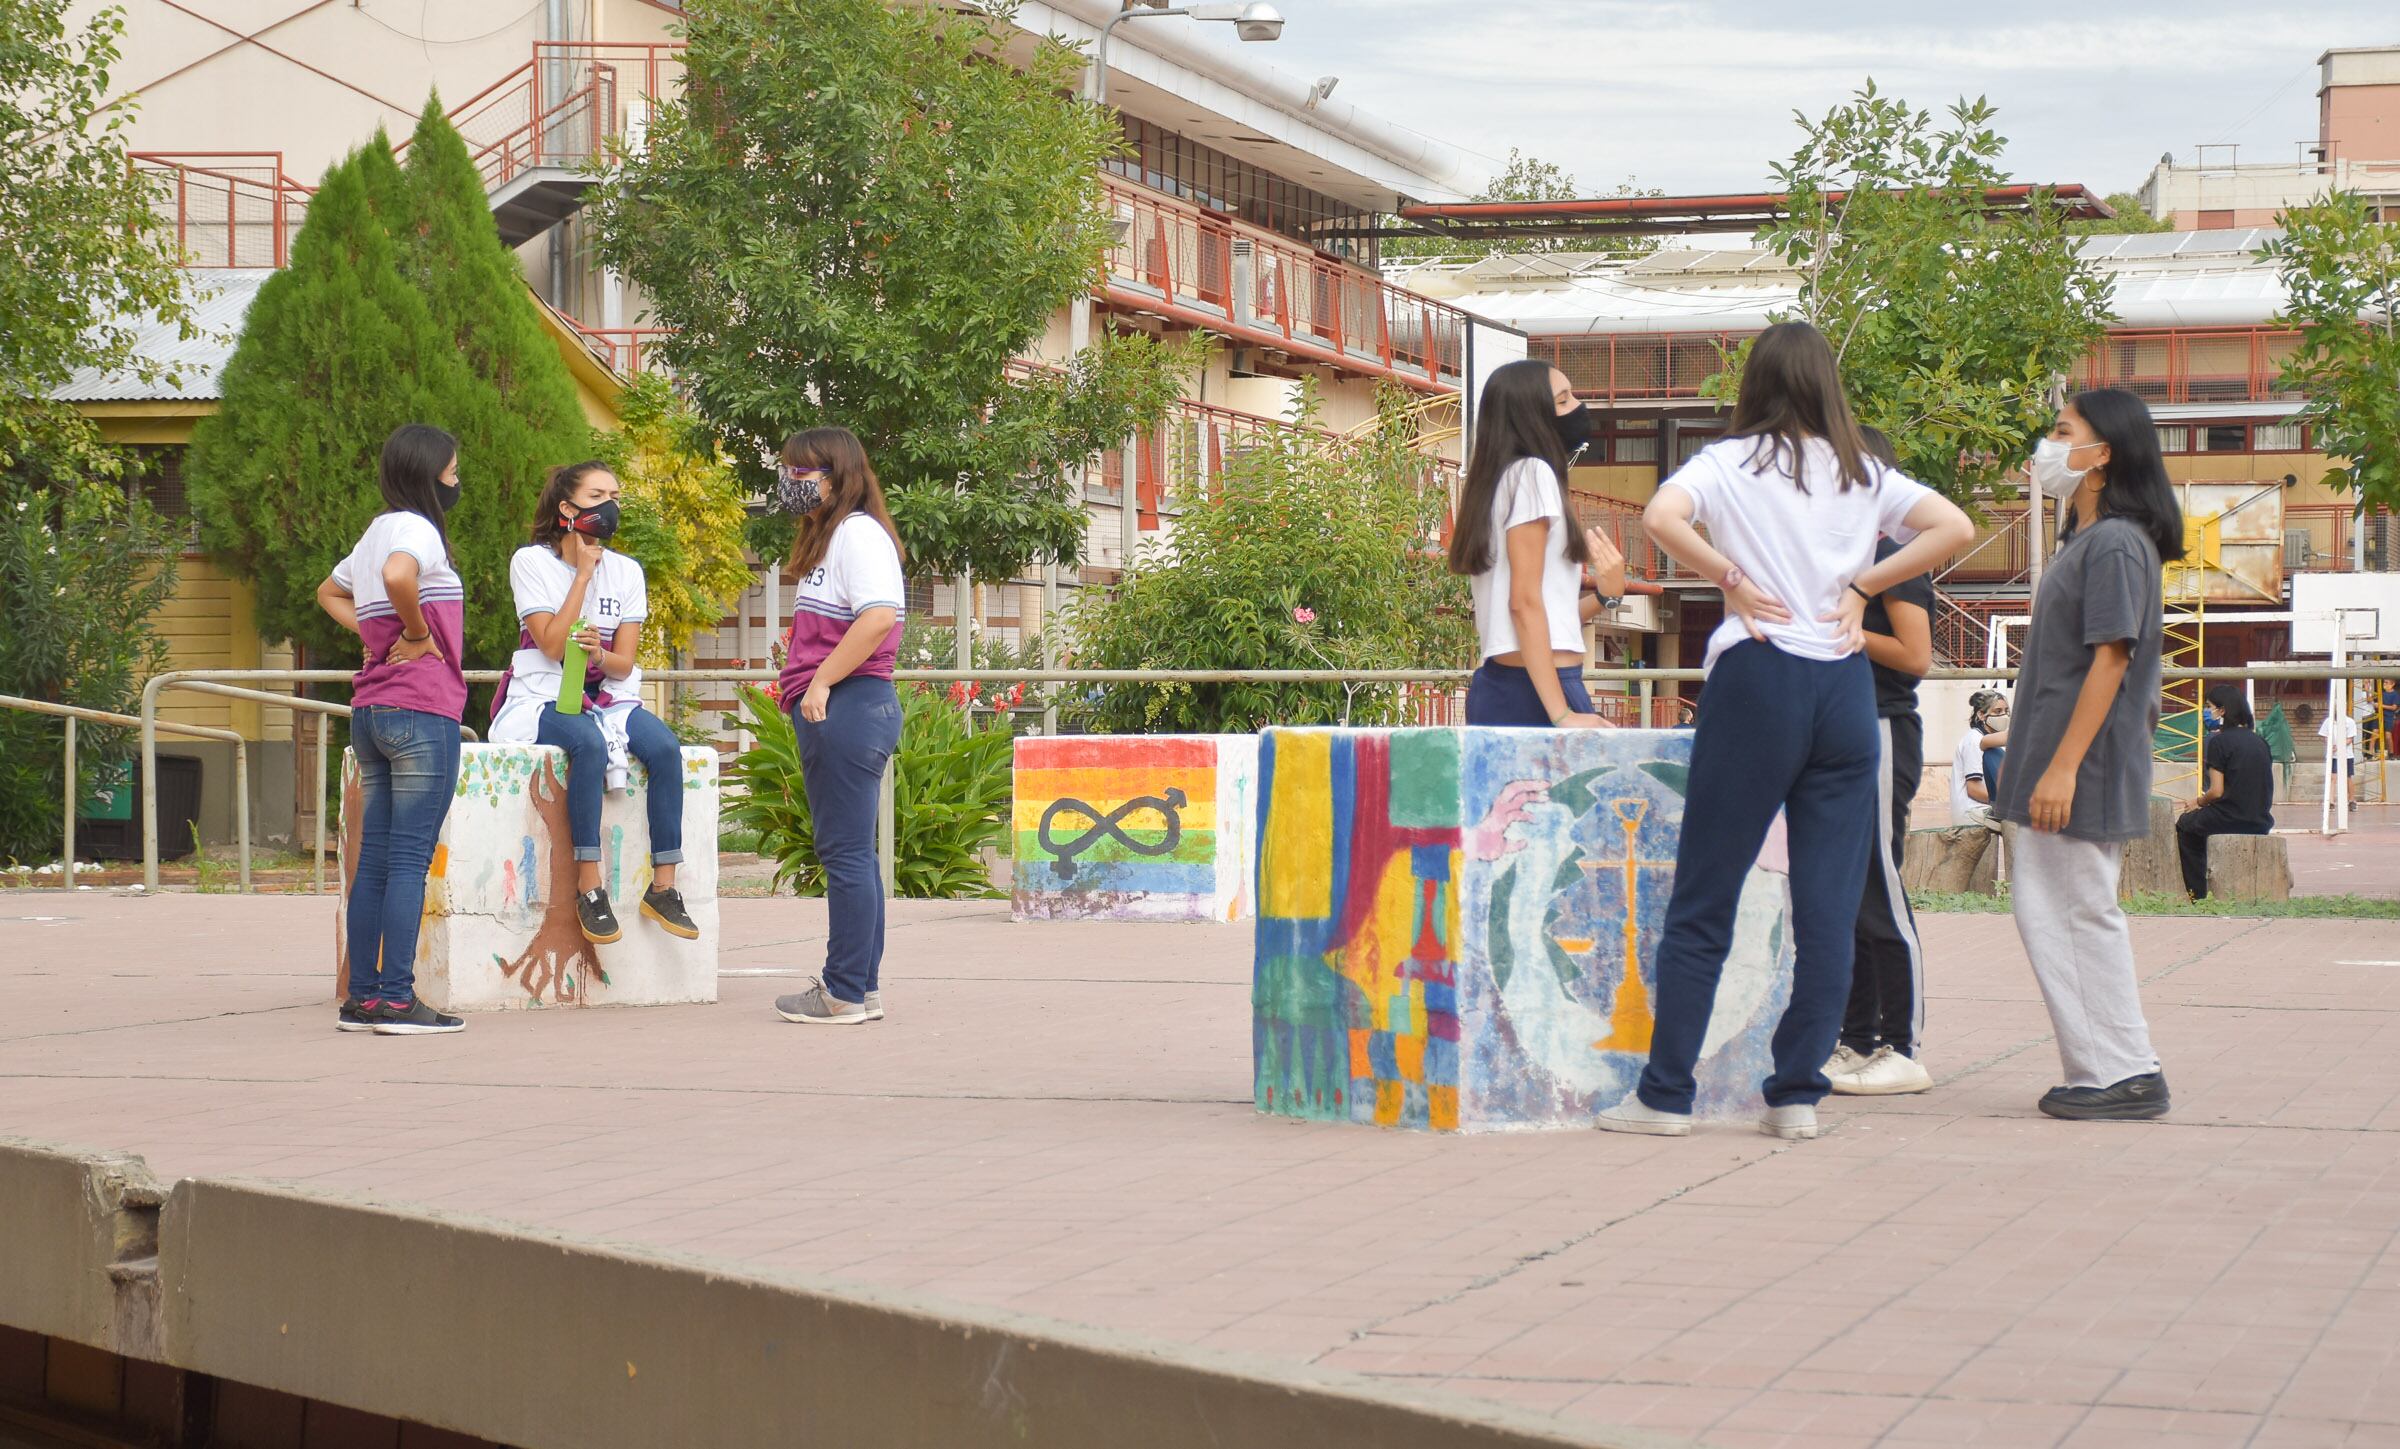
[{"xmin": 1087, "ymin": 3, "xmax": 1287, "ymax": 107}]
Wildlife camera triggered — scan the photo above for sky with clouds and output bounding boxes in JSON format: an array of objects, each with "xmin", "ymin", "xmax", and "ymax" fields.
[{"xmin": 1236, "ymin": 1, "xmax": 2397, "ymax": 198}]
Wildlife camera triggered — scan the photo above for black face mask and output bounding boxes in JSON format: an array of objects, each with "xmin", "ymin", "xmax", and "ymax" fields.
[
  {"xmin": 1552, "ymin": 402, "xmax": 1592, "ymax": 461},
  {"xmin": 569, "ymin": 498, "xmax": 621, "ymax": 542},
  {"xmin": 434, "ymin": 480, "xmax": 461, "ymax": 514}
]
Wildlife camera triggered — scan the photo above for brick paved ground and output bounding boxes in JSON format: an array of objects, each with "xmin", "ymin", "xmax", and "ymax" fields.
[{"xmin": 6, "ymin": 889, "xmax": 2398, "ymax": 1448}]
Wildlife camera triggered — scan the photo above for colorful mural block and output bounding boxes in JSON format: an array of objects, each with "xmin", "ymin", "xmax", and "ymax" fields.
[
  {"xmin": 1253, "ymin": 727, "xmax": 1793, "ymax": 1131},
  {"xmin": 337, "ymin": 744, "xmax": 721, "ymax": 1011},
  {"xmin": 1012, "ymin": 735, "xmax": 1259, "ymax": 922}
]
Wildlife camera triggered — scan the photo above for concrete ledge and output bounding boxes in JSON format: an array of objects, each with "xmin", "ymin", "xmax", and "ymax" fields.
[
  {"xmin": 0, "ymin": 1140, "xmax": 163, "ymax": 1359},
  {"xmin": 4, "ymin": 1140, "xmax": 1651, "ymax": 1449}
]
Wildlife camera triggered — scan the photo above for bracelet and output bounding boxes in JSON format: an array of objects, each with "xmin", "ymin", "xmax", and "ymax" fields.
[
  {"xmin": 401, "ymin": 628, "xmax": 430, "ymax": 642},
  {"xmin": 1848, "ymin": 581, "xmax": 1873, "ymax": 602},
  {"xmin": 1720, "ymin": 564, "xmax": 1746, "ymax": 591}
]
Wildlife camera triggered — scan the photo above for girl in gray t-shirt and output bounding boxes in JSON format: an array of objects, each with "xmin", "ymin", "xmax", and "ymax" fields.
[{"xmin": 2001, "ymin": 387, "xmax": 2185, "ymax": 1122}]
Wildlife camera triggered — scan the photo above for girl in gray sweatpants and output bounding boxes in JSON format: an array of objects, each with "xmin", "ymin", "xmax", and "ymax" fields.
[{"xmin": 1997, "ymin": 387, "xmax": 2185, "ymax": 1121}]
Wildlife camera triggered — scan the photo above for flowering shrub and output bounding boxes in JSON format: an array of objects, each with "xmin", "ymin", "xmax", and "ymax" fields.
[{"xmin": 724, "ymin": 680, "xmax": 1014, "ymax": 899}]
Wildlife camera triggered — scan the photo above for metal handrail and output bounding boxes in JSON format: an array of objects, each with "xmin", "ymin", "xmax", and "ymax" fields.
[
  {"xmin": 121, "ymin": 662, "xmax": 2400, "ymax": 894},
  {"xmin": 0, "ymin": 693, "xmax": 245, "ymax": 892}
]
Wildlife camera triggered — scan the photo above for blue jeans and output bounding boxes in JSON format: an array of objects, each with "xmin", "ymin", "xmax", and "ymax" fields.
[
  {"xmin": 1464, "ymin": 659, "xmax": 1595, "ymax": 725},
  {"xmin": 534, "ymin": 703, "xmax": 687, "ymax": 866},
  {"xmin": 791, "ymin": 677, "xmax": 902, "ymax": 1004},
  {"xmin": 1636, "ymin": 643, "xmax": 1879, "ymax": 1112},
  {"xmin": 345, "ymin": 705, "xmax": 462, "ymax": 1004}
]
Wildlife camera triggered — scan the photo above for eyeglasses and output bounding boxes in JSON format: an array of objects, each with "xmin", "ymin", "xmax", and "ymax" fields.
[{"xmin": 780, "ymin": 465, "xmax": 827, "ymax": 483}]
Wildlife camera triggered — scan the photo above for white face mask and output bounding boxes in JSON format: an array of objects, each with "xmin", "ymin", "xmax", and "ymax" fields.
[{"xmin": 2029, "ymin": 437, "xmax": 2098, "ymax": 501}]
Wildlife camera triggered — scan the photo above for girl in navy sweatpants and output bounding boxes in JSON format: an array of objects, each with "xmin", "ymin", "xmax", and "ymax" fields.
[{"xmin": 1595, "ymin": 323, "xmax": 1973, "ymax": 1141}]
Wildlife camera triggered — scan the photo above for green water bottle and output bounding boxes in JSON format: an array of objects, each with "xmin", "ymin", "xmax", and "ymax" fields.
[{"xmin": 557, "ymin": 638, "xmax": 587, "ymax": 715}]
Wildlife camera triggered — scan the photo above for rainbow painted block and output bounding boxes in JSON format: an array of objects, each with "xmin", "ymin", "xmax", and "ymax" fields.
[
  {"xmin": 335, "ymin": 744, "xmax": 720, "ymax": 1011},
  {"xmin": 1012, "ymin": 735, "xmax": 1259, "ymax": 922},
  {"xmin": 1252, "ymin": 727, "xmax": 1794, "ymax": 1132}
]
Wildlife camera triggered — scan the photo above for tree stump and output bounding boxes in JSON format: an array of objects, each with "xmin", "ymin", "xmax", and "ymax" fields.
[
  {"xmin": 2117, "ymin": 798, "xmax": 2184, "ymax": 901},
  {"xmin": 2206, "ymin": 834, "xmax": 2293, "ymax": 902},
  {"xmin": 1901, "ymin": 825, "xmax": 1994, "ymax": 895}
]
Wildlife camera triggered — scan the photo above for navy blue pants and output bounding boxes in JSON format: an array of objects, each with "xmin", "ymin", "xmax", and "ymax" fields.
[
  {"xmin": 344, "ymin": 705, "xmax": 461, "ymax": 1005},
  {"xmin": 790, "ymin": 676, "xmax": 902, "ymax": 1004},
  {"xmin": 1637, "ymin": 642, "xmax": 1880, "ymax": 1112},
  {"xmin": 1464, "ymin": 660, "xmax": 1595, "ymax": 725}
]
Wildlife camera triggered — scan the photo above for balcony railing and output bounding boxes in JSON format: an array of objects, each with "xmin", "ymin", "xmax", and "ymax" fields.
[
  {"xmin": 393, "ymin": 42, "xmax": 683, "ymax": 194},
  {"xmin": 1533, "ymin": 325, "xmax": 2310, "ymax": 409},
  {"xmin": 564, "ymin": 322, "xmax": 672, "ymax": 376},
  {"xmin": 1101, "ymin": 176, "xmax": 1467, "ymax": 392},
  {"xmin": 131, "ymin": 152, "xmax": 313, "ymax": 268}
]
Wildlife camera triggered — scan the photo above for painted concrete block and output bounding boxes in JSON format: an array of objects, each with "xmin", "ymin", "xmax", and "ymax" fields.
[
  {"xmin": 1253, "ymin": 727, "xmax": 1794, "ymax": 1132},
  {"xmin": 1012, "ymin": 734, "xmax": 1259, "ymax": 922},
  {"xmin": 337, "ymin": 744, "xmax": 720, "ymax": 1011}
]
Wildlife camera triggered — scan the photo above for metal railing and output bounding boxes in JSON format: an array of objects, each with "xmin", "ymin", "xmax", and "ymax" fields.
[
  {"xmin": 390, "ymin": 42, "xmax": 683, "ymax": 194},
  {"xmin": 42, "ymin": 661, "xmax": 2391, "ymax": 898},
  {"xmin": 0, "ymin": 694, "xmax": 246, "ymax": 892},
  {"xmin": 1101, "ymin": 176, "xmax": 1467, "ymax": 391},
  {"xmin": 130, "ymin": 152, "xmax": 313, "ymax": 268}
]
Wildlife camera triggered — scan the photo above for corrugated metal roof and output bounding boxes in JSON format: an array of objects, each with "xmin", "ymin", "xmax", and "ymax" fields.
[
  {"xmin": 51, "ymin": 269, "xmax": 263, "ymax": 403},
  {"xmin": 1423, "ymin": 228, "xmax": 2295, "ymax": 336}
]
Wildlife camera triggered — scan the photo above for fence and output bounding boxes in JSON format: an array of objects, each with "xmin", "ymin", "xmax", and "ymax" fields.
[
  {"xmin": 130, "ymin": 152, "xmax": 312, "ymax": 268},
  {"xmin": 0, "ymin": 694, "xmax": 246, "ymax": 893}
]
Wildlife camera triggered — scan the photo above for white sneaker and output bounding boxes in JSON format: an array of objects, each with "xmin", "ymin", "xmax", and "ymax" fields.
[
  {"xmin": 1824, "ymin": 1044, "xmax": 1869, "ymax": 1079},
  {"xmin": 1594, "ymin": 1099, "xmax": 1693, "ymax": 1137},
  {"xmin": 1759, "ymin": 1105, "xmax": 1819, "ymax": 1140},
  {"xmin": 864, "ymin": 990, "xmax": 883, "ymax": 1022},
  {"xmin": 1831, "ymin": 1045, "xmax": 1934, "ymax": 1097}
]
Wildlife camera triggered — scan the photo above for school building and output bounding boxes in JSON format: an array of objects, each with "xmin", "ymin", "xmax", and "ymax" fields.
[{"xmin": 55, "ymin": 0, "xmax": 1509, "ymax": 842}]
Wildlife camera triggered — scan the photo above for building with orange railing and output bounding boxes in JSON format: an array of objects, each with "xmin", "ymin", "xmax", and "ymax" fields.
[
  {"xmin": 1394, "ymin": 220, "xmax": 2394, "ymax": 704},
  {"xmin": 59, "ymin": 0, "xmax": 1509, "ymax": 822}
]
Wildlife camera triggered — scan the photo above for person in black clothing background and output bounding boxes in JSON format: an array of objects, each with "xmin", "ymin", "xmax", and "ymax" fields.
[
  {"xmin": 1827, "ymin": 427, "xmax": 1938, "ymax": 1097},
  {"xmin": 2177, "ymin": 683, "xmax": 2275, "ymax": 899}
]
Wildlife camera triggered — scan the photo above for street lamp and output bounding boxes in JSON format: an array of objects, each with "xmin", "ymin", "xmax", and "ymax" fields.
[{"xmin": 1088, "ymin": 3, "xmax": 1287, "ymax": 108}]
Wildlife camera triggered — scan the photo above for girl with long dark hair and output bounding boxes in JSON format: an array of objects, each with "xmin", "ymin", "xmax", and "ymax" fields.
[
  {"xmin": 1999, "ymin": 387, "xmax": 2185, "ymax": 1120},
  {"xmin": 1595, "ymin": 323, "xmax": 1973, "ymax": 1141},
  {"xmin": 314, "ymin": 423, "xmax": 469, "ymax": 1036},
  {"xmin": 770, "ymin": 428, "xmax": 906, "ymax": 1027},
  {"xmin": 1447, "ymin": 359, "xmax": 1627, "ymax": 726},
  {"xmin": 489, "ymin": 461, "xmax": 699, "ymax": 945}
]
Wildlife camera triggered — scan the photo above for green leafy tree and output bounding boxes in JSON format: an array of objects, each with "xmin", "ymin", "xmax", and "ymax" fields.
[
  {"xmin": 590, "ymin": 371, "xmax": 754, "ymax": 669},
  {"xmin": 2266, "ymin": 192, "xmax": 2400, "ymax": 508},
  {"xmin": 1383, "ymin": 149, "xmax": 1663, "ymax": 264},
  {"xmin": 2069, "ymin": 190, "xmax": 2174, "ymax": 235},
  {"xmin": 1, "ymin": 0, "xmax": 200, "ymax": 478},
  {"xmin": 1063, "ymin": 389, "xmax": 1473, "ymax": 732},
  {"xmin": 393, "ymin": 99, "xmax": 596, "ymax": 670},
  {"xmin": 1716, "ymin": 83, "xmax": 2114, "ymax": 503},
  {"xmin": 184, "ymin": 143, "xmax": 456, "ymax": 667},
  {"xmin": 590, "ymin": 0, "xmax": 1193, "ymax": 583},
  {"xmin": 0, "ymin": 470, "xmax": 180, "ymax": 861}
]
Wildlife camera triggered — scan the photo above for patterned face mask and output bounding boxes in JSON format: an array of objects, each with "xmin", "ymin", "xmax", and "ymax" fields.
[{"xmin": 777, "ymin": 465, "xmax": 826, "ymax": 516}]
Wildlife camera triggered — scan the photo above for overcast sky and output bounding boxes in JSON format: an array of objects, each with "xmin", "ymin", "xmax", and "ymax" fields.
[{"xmin": 1240, "ymin": 1, "xmax": 2397, "ymax": 198}]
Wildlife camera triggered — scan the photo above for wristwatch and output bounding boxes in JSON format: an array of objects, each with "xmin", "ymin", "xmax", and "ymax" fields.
[{"xmin": 1720, "ymin": 564, "xmax": 1746, "ymax": 591}]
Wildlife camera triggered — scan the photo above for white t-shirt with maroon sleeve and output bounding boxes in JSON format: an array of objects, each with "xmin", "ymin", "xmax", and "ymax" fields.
[{"xmin": 776, "ymin": 514, "xmax": 905, "ymax": 700}]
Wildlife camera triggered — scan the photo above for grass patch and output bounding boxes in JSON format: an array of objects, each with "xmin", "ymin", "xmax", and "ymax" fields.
[
  {"xmin": 1912, "ymin": 888, "xmax": 2400, "ymax": 919},
  {"xmin": 719, "ymin": 826, "xmax": 763, "ymax": 856}
]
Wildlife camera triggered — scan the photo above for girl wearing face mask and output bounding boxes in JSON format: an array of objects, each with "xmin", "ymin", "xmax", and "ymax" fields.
[
  {"xmin": 490, "ymin": 461, "xmax": 699, "ymax": 945},
  {"xmin": 770, "ymin": 428, "xmax": 907, "ymax": 1027},
  {"xmin": 1999, "ymin": 388, "xmax": 2185, "ymax": 1122},
  {"xmin": 315, "ymin": 424, "xmax": 469, "ymax": 1036},
  {"xmin": 1447, "ymin": 359, "xmax": 1628, "ymax": 727}
]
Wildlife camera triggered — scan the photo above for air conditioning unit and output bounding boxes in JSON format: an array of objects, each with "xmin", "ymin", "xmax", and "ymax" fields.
[
  {"xmin": 1227, "ymin": 346, "xmax": 1265, "ymax": 378},
  {"xmin": 2285, "ymin": 529, "xmax": 2315, "ymax": 571}
]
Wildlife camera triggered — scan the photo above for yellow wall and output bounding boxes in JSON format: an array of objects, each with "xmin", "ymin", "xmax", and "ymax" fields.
[{"xmin": 148, "ymin": 558, "xmax": 297, "ymax": 742}]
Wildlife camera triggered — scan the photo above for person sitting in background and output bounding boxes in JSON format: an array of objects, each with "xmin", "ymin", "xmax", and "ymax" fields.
[
  {"xmin": 1949, "ymin": 690, "xmax": 2008, "ymax": 826},
  {"xmin": 2177, "ymin": 684, "xmax": 2274, "ymax": 900}
]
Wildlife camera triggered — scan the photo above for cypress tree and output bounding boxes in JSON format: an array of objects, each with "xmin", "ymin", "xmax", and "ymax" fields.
[
  {"xmin": 395, "ymin": 97, "xmax": 596, "ymax": 674},
  {"xmin": 185, "ymin": 138, "xmax": 464, "ymax": 665}
]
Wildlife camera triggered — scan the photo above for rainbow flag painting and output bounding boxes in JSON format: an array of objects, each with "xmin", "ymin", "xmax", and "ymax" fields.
[{"xmin": 1011, "ymin": 735, "xmax": 1260, "ymax": 922}]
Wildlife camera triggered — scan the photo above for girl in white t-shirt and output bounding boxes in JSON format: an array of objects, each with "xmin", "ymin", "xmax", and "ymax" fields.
[
  {"xmin": 490, "ymin": 461, "xmax": 698, "ymax": 946},
  {"xmin": 1445, "ymin": 359, "xmax": 1626, "ymax": 726},
  {"xmin": 1596, "ymin": 322, "xmax": 1973, "ymax": 1143},
  {"xmin": 769, "ymin": 427, "xmax": 907, "ymax": 1028}
]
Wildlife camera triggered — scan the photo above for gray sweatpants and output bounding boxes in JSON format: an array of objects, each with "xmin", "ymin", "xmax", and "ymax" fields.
[{"xmin": 2008, "ymin": 827, "xmax": 2162, "ymax": 1088}]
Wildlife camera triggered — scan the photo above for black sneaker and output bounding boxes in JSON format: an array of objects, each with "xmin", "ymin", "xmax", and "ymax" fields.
[
  {"xmin": 373, "ymin": 998, "xmax": 465, "ymax": 1036},
  {"xmin": 640, "ymin": 886, "xmax": 700, "ymax": 939},
  {"xmin": 2039, "ymin": 1072, "xmax": 2170, "ymax": 1121},
  {"xmin": 336, "ymin": 998, "xmax": 380, "ymax": 1033},
  {"xmin": 576, "ymin": 887, "xmax": 622, "ymax": 944}
]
